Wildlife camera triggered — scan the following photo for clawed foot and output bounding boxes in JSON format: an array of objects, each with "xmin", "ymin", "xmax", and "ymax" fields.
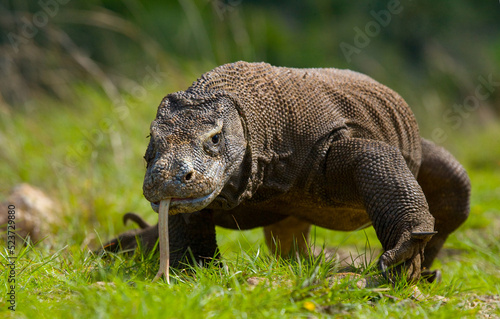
[
  {"xmin": 379, "ymin": 231, "xmax": 439, "ymax": 284},
  {"xmin": 98, "ymin": 212, "xmax": 159, "ymax": 254},
  {"xmin": 380, "ymin": 258, "xmax": 442, "ymax": 284},
  {"xmin": 99, "ymin": 210, "xmax": 220, "ymax": 271}
]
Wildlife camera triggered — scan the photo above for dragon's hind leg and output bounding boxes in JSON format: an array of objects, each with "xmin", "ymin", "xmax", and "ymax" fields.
[
  {"xmin": 263, "ymin": 216, "xmax": 311, "ymax": 257},
  {"xmin": 417, "ymin": 138, "xmax": 471, "ymax": 270}
]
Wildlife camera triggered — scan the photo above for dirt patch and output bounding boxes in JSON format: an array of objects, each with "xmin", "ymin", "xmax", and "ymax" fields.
[
  {"xmin": 460, "ymin": 294, "xmax": 500, "ymax": 318},
  {"xmin": 312, "ymin": 245, "xmax": 381, "ymax": 268}
]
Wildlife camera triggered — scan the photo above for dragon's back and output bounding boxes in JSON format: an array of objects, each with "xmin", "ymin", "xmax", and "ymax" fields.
[{"xmin": 187, "ymin": 61, "xmax": 422, "ymax": 175}]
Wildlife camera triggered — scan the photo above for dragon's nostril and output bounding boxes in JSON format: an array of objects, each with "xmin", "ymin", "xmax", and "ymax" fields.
[{"xmin": 185, "ymin": 172, "xmax": 193, "ymax": 181}]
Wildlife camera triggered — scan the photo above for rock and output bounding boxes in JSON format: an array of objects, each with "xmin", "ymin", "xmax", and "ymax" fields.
[{"xmin": 1, "ymin": 183, "xmax": 61, "ymax": 243}]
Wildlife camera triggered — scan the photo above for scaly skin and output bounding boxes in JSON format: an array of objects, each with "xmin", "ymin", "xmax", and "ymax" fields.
[{"xmin": 102, "ymin": 62, "xmax": 470, "ymax": 282}]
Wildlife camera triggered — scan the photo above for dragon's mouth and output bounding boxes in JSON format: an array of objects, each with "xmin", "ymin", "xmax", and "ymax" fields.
[{"xmin": 150, "ymin": 190, "xmax": 218, "ymax": 214}]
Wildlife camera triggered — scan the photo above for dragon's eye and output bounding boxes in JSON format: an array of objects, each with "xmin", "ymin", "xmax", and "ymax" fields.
[
  {"xmin": 211, "ymin": 133, "xmax": 220, "ymax": 145},
  {"xmin": 204, "ymin": 129, "xmax": 223, "ymax": 157}
]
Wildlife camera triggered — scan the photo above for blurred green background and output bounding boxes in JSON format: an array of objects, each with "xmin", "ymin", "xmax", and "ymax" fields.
[
  {"xmin": 0, "ymin": 0, "xmax": 499, "ymax": 238},
  {"xmin": 2, "ymin": 0, "xmax": 499, "ymax": 122}
]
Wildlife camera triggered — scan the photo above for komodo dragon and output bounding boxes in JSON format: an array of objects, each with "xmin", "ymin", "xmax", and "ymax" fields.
[{"xmin": 103, "ymin": 61, "xmax": 470, "ymax": 282}]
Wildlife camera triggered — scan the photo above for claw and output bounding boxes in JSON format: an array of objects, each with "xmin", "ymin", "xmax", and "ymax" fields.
[
  {"xmin": 411, "ymin": 231, "xmax": 437, "ymax": 240},
  {"xmin": 379, "ymin": 257, "xmax": 392, "ymax": 283},
  {"xmin": 421, "ymin": 269, "xmax": 442, "ymax": 283},
  {"xmin": 123, "ymin": 212, "xmax": 151, "ymax": 229}
]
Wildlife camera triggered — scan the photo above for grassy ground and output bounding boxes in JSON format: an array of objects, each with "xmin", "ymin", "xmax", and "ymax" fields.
[{"xmin": 0, "ymin": 86, "xmax": 499, "ymax": 318}]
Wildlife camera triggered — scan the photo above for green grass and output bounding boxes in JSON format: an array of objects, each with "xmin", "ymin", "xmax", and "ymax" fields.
[{"xmin": 1, "ymin": 87, "xmax": 499, "ymax": 318}]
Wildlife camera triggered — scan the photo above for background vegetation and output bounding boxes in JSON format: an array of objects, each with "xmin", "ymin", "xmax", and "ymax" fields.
[{"xmin": 1, "ymin": 0, "xmax": 499, "ymax": 317}]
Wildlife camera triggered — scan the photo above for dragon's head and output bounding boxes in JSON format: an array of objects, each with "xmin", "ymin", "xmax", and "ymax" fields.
[{"xmin": 143, "ymin": 92, "xmax": 246, "ymax": 215}]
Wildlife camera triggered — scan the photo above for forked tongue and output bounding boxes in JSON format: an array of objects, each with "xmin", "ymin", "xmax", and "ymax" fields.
[{"xmin": 153, "ymin": 199, "xmax": 171, "ymax": 283}]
